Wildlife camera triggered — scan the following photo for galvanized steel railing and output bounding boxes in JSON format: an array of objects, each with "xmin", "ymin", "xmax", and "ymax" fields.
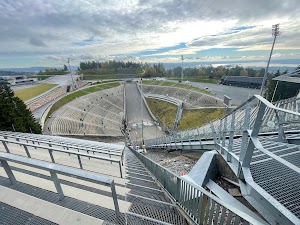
[
  {"xmin": 0, "ymin": 152, "xmax": 121, "ymax": 223},
  {"xmin": 131, "ymin": 149, "xmax": 267, "ymax": 225},
  {"xmin": 0, "ymin": 137, "xmax": 124, "ymax": 178},
  {"xmin": 145, "ymin": 94, "xmax": 300, "ymax": 148}
]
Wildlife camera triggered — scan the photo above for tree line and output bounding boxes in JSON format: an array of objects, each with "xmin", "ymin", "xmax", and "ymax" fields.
[
  {"xmin": 79, "ymin": 60, "xmax": 144, "ymax": 70},
  {"xmin": 78, "ymin": 60, "xmax": 266, "ymax": 78}
]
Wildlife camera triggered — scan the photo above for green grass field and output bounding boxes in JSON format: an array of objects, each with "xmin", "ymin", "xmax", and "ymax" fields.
[
  {"xmin": 146, "ymin": 98, "xmax": 225, "ymax": 130},
  {"xmin": 47, "ymin": 82, "xmax": 120, "ymax": 119},
  {"xmin": 178, "ymin": 108, "xmax": 225, "ymax": 130},
  {"xmin": 14, "ymin": 83, "xmax": 58, "ymax": 101},
  {"xmin": 146, "ymin": 98, "xmax": 177, "ymax": 129}
]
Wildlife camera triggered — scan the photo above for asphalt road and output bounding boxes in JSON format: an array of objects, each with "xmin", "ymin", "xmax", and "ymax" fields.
[
  {"xmin": 125, "ymin": 82, "xmax": 164, "ymax": 143},
  {"xmin": 168, "ymin": 80, "xmax": 260, "ymax": 106},
  {"xmin": 41, "ymin": 73, "xmax": 79, "ymax": 86}
]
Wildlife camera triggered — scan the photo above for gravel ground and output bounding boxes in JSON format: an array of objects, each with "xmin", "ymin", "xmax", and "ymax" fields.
[{"xmin": 145, "ymin": 149, "xmax": 200, "ymax": 175}]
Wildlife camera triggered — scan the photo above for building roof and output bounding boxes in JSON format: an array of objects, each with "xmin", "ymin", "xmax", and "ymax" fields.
[
  {"xmin": 221, "ymin": 76, "xmax": 263, "ymax": 84},
  {"xmin": 273, "ymin": 68, "xmax": 300, "ymax": 83}
]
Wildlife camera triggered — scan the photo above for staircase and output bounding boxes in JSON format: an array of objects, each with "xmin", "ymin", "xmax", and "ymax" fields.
[
  {"xmin": 145, "ymin": 94, "xmax": 300, "ymax": 224},
  {"xmin": 0, "ymin": 131, "xmax": 187, "ymax": 225}
]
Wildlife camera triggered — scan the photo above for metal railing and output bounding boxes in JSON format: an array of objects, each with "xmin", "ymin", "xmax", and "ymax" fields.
[
  {"xmin": 0, "ymin": 137, "xmax": 124, "ymax": 178},
  {"xmin": 0, "ymin": 152, "xmax": 121, "ymax": 223},
  {"xmin": 145, "ymin": 94, "xmax": 300, "ymax": 149},
  {"xmin": 143, "ymin": 93, "xmax": 182, "ymax": 106},
  {"xmin": 0, "ymin": 132, "xmax": 124, "ymax": 161},
  {"xmin": 212, "ymin": 95, "xmax": 300, "ymax": 169},
  {"xmin": 131, "ymin": 149, "xmax": 267, "ymax": 225},
  {"xmin": 0, "ymin": 131, "xmax": 124, "ymax": 152}
]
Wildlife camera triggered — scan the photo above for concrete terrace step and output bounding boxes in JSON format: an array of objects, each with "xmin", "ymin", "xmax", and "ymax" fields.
[{"xmin": 0, "ymin": 185, "xmax": 105, "ymax": 225}]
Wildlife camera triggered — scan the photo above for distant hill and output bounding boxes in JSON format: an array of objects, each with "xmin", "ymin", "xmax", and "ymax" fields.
[{"xmin": 0, "ymin": 66, "xmax": 78, "ymax": 73}]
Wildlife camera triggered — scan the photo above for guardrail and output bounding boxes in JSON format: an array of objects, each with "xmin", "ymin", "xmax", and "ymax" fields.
[
  {"xmin": 145, "ymin": 94, "xmax": 300, "ymax": 149},
  {"xmin": 0, "ymin": 131, "xmax": 124, "ymax": 153},
  {"xmin": 143, "ymin": 93, "xmax": 182, "ymax": 106},
  {"xmin": 143, "ymin": 93, "xmax": 184, "ymax": 130},
  {"xmin": 25, "ymin": 86, "xmax": 61, "ymax": 105},
  {"xmin": 0, "ymin": 152, "xmax": 121, "ymax": 223},
  {"xmin": 1, "ymin": 132, "xmax": 124, "ymax": 161},
  {"xmin": 0, "ymin": 138, "xmax": 123, "ymax": 178},
  {"xmin": 131, "ymin": 149, "xmax": 267, "ymax": 225}
]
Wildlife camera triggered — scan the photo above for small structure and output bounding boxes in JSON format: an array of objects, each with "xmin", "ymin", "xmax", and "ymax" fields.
[
  {"xmin": 0, "ymin": 75, "xmax": 37, "ymax": 86},
  {"xmin": 220, "ymin": 76, "xmax": 263, "ymax": 89}
]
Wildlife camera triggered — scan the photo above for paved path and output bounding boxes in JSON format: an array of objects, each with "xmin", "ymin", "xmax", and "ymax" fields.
[
  {"xmin": 40, "ymin": 73, "xmax": 80, "ymax": 86},
  {"xmin": 168, "ymin": 80, "xmax": 260, "ymax": 106}
]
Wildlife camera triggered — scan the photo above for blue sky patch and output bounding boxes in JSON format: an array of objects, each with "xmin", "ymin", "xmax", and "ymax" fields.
[
  {"xmin": 136, "ymin": 42, "xmax": 187, "ymax": 56},
  {"xmin": 72, "ymin": 37, "xmax": 95, "ymax": 46}
]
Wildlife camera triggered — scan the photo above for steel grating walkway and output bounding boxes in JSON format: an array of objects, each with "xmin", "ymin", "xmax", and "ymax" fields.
[
  {"xmin": 0, "ymin": 202, "xmax": 57, "ymax": 225},
  {"xmin": 224, "ymin": 136, "xmax": 300, "ymax": 219},
  {"xmin": 124, "ymin": 148, "xmax": 187, "ymax": 225}
]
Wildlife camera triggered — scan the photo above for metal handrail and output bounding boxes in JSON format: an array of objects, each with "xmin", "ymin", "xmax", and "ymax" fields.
[
  {"xmin": 0, "ymin": 131, "xmax": 123, "ymax": 152},
  {"xmin": 0, "ymin": 152, "xmax": 121, "ymax": 223},
  {"xmin": 144, "ymin": 93, "xmax": 182, "ymax": 106},
  {"xmin": 145, "ymin": 94, "xmax": 300, "ymax": 147},
  {"xmin": 0, "ymin": 138, "xmax": 123, "ymax": 178},
  {"xmin": 131, "ymin": 149, "xmax": 267, "ymax": 225},
  {"xmin": 1, "ymin": 133, "xmax": 122, "ymax": 157}
]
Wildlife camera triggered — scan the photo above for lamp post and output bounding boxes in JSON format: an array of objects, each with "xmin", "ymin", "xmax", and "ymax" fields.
[
  {"xmin": 181, "ymin": 55, "xmax": 184, "ymax": 82},
  {"xmin": 141, "ymin": 79, "xmax": 144, "ymax": 144},
  {"xmin": 68, "ymin": 58, "xmax": 75, "ymax": 90},
  {"xmin": 260, "ymin": 24, "xmax": 280, "ymax": 96}
]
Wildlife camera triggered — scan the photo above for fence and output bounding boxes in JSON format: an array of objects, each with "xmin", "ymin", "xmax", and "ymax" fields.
[
  {"xmin": 0, "ymin": 152, "xmax": 121, "ymax": 223},
  {"xmin": 131, "ymin": 149, "xmax": 267, "ymax": 225},
  {"xmin": 145, "ymin": 95, "xmax": 300, "ymax": 149}
]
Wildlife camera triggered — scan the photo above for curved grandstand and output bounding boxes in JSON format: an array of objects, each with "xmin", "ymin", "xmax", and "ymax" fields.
[
  {"xmin": 141, "ymin": 84, "xmax": 224, "ymax": 108},
  {"xmin": 49, "ymin": 85, "xmax": 124, "ymax": 136}
]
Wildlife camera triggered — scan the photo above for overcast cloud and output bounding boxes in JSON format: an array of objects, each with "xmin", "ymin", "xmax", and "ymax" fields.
[{"xmin": 0, "ymin": 0, "xmax": 300, "ymax": 68}]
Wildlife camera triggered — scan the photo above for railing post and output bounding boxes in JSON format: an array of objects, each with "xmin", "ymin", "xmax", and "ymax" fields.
[
  {"xmin": 221, "ymin": 117, "xmax": 227, "ymax": 155},
  {"xmin": 23, "ymin": 145, "xmax": 31, "ymax": 158},
  {"xmin": 119, "ymin": 161, "xmax": 123, "ymax": 178},
  {"xmin": 174, "ymin": 133, "xmax": 178, "ymax": 151},
  {"xmin": 276, "ymin": 111, "xmax": 287, "ymax": 143},
  {"xmin": 50, "ymin": 171, "xmax": 65, "ymax": 201},
  {"xmin": 0, "ymin": 160, "xmax": 17, "ymax": 185},
  {"xmin": 210, "ymin": 122, "xmax": 217, "ymax": 147},
  {"xmin": 239, "ymin": 102, "xmax": 251, "ymax": 162},
  {"xmin": 176, "ymin": 177, "xmax": 181, "ymax": 202},
  {"xmin": 197, "ymin": 127, "xmax": 202, "ymax": 149},
  {"xmin": 77, "ymin": 155, "xmax": 83, "ymax": 169},
  {"xmin": 111, "ymin": 180, "xmax": 121, "ymax": 223},
  {"xmin": 188, "ymin": 131, "xmax": 192, "ymax": 150},
  {"xmin": 227, "ymin": 111, "xmax": 235, "ymax": 162},
  {"xmin": 239, "ymin": 102, "xmax": 266, "ymax": 175},
  {"xmin": 2, "ymin": 141, "xmax": 10, "ymax": 153},
  {"xmin": 218, "ymin": 119, "xmax": 222, "ymax": 146}
]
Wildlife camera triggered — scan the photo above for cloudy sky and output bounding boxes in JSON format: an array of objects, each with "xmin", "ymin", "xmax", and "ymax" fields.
[{"xmin": 1, "ymin": 0, "xmax": 300, "ymax": 69}]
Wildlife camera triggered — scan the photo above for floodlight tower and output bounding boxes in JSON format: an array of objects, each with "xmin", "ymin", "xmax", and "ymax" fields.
[
  {"xmin": 260, "ymin": 24, "xmax": 280, "ymax": 96},
  {"xmin": 68, "ymin": 58, "xmax": 75, "ymax": 90},
  {"xmin": 181, "ymin": 55, "xmax": 184, "ymax": 82},
  {"xmin": 140, "ymin": 78, "xmax": 144, "ymax": 144}
]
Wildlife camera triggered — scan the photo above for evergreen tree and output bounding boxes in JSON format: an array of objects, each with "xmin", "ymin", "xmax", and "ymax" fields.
[
  {"xmin": 264, "ymin": 69, "xmax": 300, "ymax": 102},
  {"xmin": 0, "ymin": 85, "xmax": 41, "ymax": 133}
]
